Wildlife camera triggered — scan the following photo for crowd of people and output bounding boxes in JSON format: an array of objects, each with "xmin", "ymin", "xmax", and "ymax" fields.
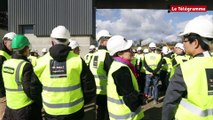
[{"xmin": 0, "ymin": 17, "xmax": 213, "ymax": 120}]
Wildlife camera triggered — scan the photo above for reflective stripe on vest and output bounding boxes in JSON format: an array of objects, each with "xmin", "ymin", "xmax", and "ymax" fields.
[
  {"xmin": 180, "ymin": 99, "xmax": 213, "ymax": 117},
  {"xmin": 107, "ymin": 61, "xmax": 144, "ymax": 120},
  {"xmin": 43, "ymin": 97, "xmax": 83, "ymax": 108},
  {"xmin": 43, "ymin": 84, "xmax": 80, "ymax": 92},
  {"xmin": 0, "ymin": 50, "xmax": 11, "ymax": 60}
]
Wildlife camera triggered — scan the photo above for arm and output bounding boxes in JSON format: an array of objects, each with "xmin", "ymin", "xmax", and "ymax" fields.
[
  {"xmin": 80, "ymin": 58, "xmax": 96, "ymax": 104},
  {"xmin": 162, "ymin": 66, "xmax": 187, "ymax": 120},
  {"xmin": 104, "ymin": 53, "xmax": 113, "ymax": 74},
  {"xmin": 22, "ymin": 63, "xmax": 42, "ymax": 107},
  {"xmin": 0, "ymin": 56, "xmax": 6, "ymax": 98},
  {"xmin": 112, "ymin": 67, "xmax": 143, "ymax": 112}
]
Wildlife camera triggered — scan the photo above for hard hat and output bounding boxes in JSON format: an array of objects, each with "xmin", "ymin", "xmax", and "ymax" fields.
[
  {"xmin": 149, "ymin": 42, "xmax": 156, "ymax": 48},
  {"xmin": 143, "ymin": 48, "xmax": 149, "ymax": 53},
  {"xmin": 41, "ymin": 48, "xmax": 48, "ymax": 53},
  {"xmin": 137, "ymin": 47, "xmax": 142, "ymax": 51},
  {"xmin": 175, "ymin": 43, "xmax": 184, "ymax": 51},
  {"xmin": 96, "ymin": 30, "xmax": 111, "ymax": 41},
  {"xmin": 89, "ymin": 45, "xmax": 96, "ymax": 50},
  {"xmin": 107, "ymin": 35, "xmax": 133, "ymax": 56},
  {"xmin": 69, "ymin": 40, "xmax": 79, "ymax": 49},
  {"xmin": 50, "ymin": 25, "xmax": 70, "ymax": 39},
  {"xmin": 162, "ymin": 46, "xmax": 169, "ymax": 54},
  {"xmin": 11, "ymin": 35, "xmax": 30, "ymax": 49},
  {"xmin": 179, "ymin": 18, "xmax": 213, "ymax": 38},
  {"xmin": 3, "ymin": 32, "xmax": 16, "ymax": 40}
]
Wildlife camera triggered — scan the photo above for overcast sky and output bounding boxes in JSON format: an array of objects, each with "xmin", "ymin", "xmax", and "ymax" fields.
[{"xmin": 96, "ymin": 9, "xmax": 213, "ymax": 45}]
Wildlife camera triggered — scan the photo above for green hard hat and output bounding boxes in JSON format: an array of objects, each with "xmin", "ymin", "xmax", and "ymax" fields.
[{"xmin": 11, "ymin": 35, "xmax": 30, "ymax": 49}]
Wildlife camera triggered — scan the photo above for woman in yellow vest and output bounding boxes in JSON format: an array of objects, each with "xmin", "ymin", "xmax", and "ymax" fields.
[
  {"xmin": 107, "ymin": 35, "xmax": 144, "ymax": 120},
  {"xmin": 2, "ymin": 35, "xmax": 42, "ymax": 120},
  {"xmin": 162, "ymin": 18, "xmax": 213, "ymax": 120}
]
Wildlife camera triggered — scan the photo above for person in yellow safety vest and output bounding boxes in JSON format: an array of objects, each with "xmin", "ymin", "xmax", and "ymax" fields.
[
  {"xmin": 28, "ymin": 49, "xmax": 38, "ymax": 67},
  {"xmin": 134, "ymin": 47, "xmax": 146, "ymax": 93},
  {"xmin": 169, "ymin": 42, "xmax": 190, "ymax": 79},
  {"xmin": 143, "ymin": 42, "xmax": 163, "ymax": 104},
  {"xmin": 106, "ymin": 35, "xmax": 144, "ymax": 120},
  {"xmin": 160, "ymin": 46, "xmax": 172, "ymax": 92},
  {"xmin": 0, "ymin": 32, "xmax": 16, "ymax": 120},
  {"xmin": 69, "ymin": 39, "xmax": 81, "ymax": 55},
  {"xmin": 2, "ymin": 35, "xmax": 42, "ymax": 120},
  {"xmin": 34, "ymin": 25, "xmax": 96, "ymax": 120},
  {"xmin": 89, "ymin": 29, "xmax": 113, "ymax": 120},
  {"xmin": 84, "ymin": 45, "xmax": 96, "ymax": 66},
  {"xmin": 162, "ymin": 17, "xmax": 213, "ymax": 120}
]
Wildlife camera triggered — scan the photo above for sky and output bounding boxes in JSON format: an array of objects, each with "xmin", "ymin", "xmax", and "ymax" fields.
[{"xmin": 96, "ymin": 9, "xmax": 213, "ymax": 45}]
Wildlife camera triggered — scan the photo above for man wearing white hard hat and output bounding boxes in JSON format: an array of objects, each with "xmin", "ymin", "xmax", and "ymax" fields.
[
  {"xmin": 34, "ymin": 25, "xmax": 96, "ymax": 120},
  {"xmin": 106, "ymin": 35, "xmax": 144, "ymax": 120},
  {"xmin": 90, "ymin": 29, "xmax": 113, "ymax": 120},
  {"xmin": 84, "ymin": 45, "xmax": 96, "ymax": 66},
  {"xmin": 162, "ymin": 18, "xmax": 213, "ymax": 120},
  {"xmin": 0, "ymin": 32, "xmax": 16, "ymax": 119},
  {"xmin": 143, "ymin": 42, "xmax": 163, "ymax": 104}
]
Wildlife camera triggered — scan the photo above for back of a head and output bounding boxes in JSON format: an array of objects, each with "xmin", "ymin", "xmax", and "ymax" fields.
[
  {"xmin": 107, "ymin": 35, "xmax": 133, "ymax": 56},
  {"xmin": 50, "ymin": 25, "xmax": 70, "ymax": 45},
  {"xmin": 96, "ymin": 30, "xmax": 111, "ymax": 42},
  {"xmin": 12, "ymin": 34, "xmax": 30, "ymax": 51},
  {"xmin": 179, "ymin": 18, "xmax": 213, "ymax": 39}
]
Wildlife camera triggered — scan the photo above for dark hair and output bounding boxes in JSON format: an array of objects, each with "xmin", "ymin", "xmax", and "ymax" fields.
[
  {"xmin": 184, "ymin": 33, "xmax": 211, "ymax": 51},
  {"xmin": 13, "ymin": 46, "xmax": 29, "ymax": 55}
]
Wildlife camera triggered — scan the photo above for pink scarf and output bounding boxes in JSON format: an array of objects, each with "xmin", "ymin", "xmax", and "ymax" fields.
[{"xmin": 113, "ymin": 56, "xmax": 139, "ymax": 79}]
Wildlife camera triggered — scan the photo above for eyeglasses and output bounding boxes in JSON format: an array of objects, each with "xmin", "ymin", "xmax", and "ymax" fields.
[{"xmin": 182, "ymin": 40, "xmax": 189, "ymax": 43}]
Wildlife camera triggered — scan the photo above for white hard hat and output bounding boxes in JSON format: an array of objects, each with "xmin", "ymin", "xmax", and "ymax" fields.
[
  {"xmin": 107, "ymin": 35, "xmax": 133, "ymax": 56},
  {"xmin": 149, "ymin": 42, "xmax": 156, "ymax": 48},
  {"xmin": 89, "ymin": 45, "xmax": 96, "ymax": 50},
  {"xmin": 3, "ymin": 32, "xmax": 16, "ymax": 40},
  {"xmin": 41, "ymin": 48, "xmax": 47, "ymax": 53},
  {"xmin": 175, "ymin": 43, "xmax": 184, "ymax": 51},
  {"xmin": 96, "ymin": 30, "xmax": 111, "ymax": 41},
  {"xmin": 137, "ymin": 47, "xmax": 142, "ymax": 51},
  {"xmin": 69, "ymin": 40, "xmax": 79, "ymax": 49},
  {"xmin": 162, "ymin": 46, "xmax": 169, "ymax": 54},
  {"xmin": 143, "ymin": 48, "xmax": 149, "ymax": 53},
  {"xmin": 179, "ymin": 18, "xmax": 213, "ymax": 38},
  {"xmin": 50, "ymin": 25, "xmax": 70, "ymax": 39}
]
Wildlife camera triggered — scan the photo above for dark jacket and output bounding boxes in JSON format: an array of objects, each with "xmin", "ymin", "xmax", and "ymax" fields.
[
  {"xmin": 3, "ymin": 53, "xmax": 42, "ymax": 120},
  {"xmin": 162, "ymin": 53, "xmax": 208, "ymax": 120},
  {"xmin": 44, "ymin": 44, "xmax": 96, "ymax": 120},
  {"xmin": 0, "ymin": 42, "xmax": 12, "ymax": 98},
  {"xmin": 112, "ymin": 66, "xmax": 143, "ymax": 112}
]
